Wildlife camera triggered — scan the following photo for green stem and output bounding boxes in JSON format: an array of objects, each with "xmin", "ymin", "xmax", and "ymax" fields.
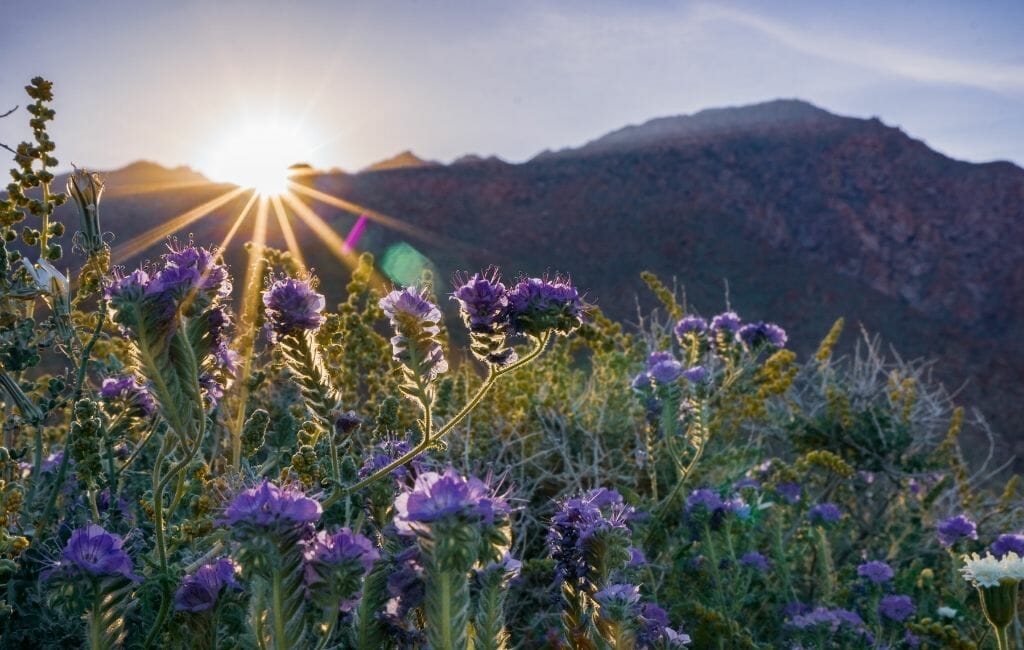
[
  {"xmin": 997, "ymin": 625, "xmax": 1011, "ymax": 650},
  {"xmin": 271, "ymin": 567, "xmax": 290, "ymax": 650},
  {"xmin": 89, "ymin": 602, "xmax": 103, "ymax": 650},
  {"xmin": 345, "ymin": 332, "xmax": 552, "ymax": 494}
]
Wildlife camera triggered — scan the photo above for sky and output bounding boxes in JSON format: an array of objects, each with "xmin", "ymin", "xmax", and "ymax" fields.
[{"xmin": 1, "ymin": 0, "xmax": 1023, "ymax": 178}]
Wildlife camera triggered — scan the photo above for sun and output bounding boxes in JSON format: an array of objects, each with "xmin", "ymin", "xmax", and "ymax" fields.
[{"xmin": 201, "ymin": 120, "xmax": 314, "ymax": 196}]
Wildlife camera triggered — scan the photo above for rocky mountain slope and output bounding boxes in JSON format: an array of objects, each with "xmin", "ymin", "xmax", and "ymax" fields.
[{"xmin": 56, "ymin": 100, "xmax": 1024, "ymax": 453}]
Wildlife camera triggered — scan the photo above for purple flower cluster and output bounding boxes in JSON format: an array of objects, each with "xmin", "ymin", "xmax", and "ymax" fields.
[
  {"xmin": 379, "ymin": 286, "xmax": 448, "ymax": 380},
  {"xmin": 936, "ymin": 514, "xmax": 978, "ymax": 548},
  {"xmin": 710, "ymin": 311, "xmax": 742, "ymax": 334},
  {"xmin": 547, "ymin": 488, "xmax": 634, "ymax": 585},
  {"xmin": 506, "ymin": 275, "xmax": 585, "ymax": 337},
  {"xmin": 42, "ymin": 524, "xmax": 139, "ymax": 583},
  {"xmin": 393, "ymin": 468, "xmax": 510, "ymax": 534},
  {"xmin": 261, "ymin": 276, "xmax": 325, "ymax": 340},
  {"xmin": 740, "ymin": 551, "xmax": 771, "ymax": 573},
  {"xmin": 737, "ymin": 321, "xmax": 788, "ymax": 349},
  {"xmin": 304, "ymin": 528, "xmax": 379, "ymax": 577},
  {"xmin": 673, "ymin": 315, "xmax": 708, "ymax": 338},
  {"xmin": 99, "ymin": 375, "xmax": 156, "ymax": 417},
  {"xmin": 451, "ymin": 269, "xmax": 517, "ymax": 365},
  {"xmin": 685, "ymin": 488, "xmax": 750, "ymax": 524},
  {"xmin": 638, "ymin": 603, "xmax": 692, "ymax": 646},
  {"xmin": 991, "ymin": 533, "xmax": 1024, "ymax": 559},
  {"xmin": 787, "ymin": 606, "xmax": 866, "ymax": 634},
  {"xmin": 878, "ymin": 594, "xmax": 916, "ymax": 622},
  {"xmin": 304, "ymin": 528, "xmax": 380, "ymax": 609},
  {"xmin": 632, "ymin": 351, "xmax": 707, "ymax": 391},
  {"xmin": 174, "ymin": 557, "xmax": 241, "ymax": 613},
  {"xmin": 360, "ymin": 438, "xmax": 421, "ymax": 481},
  {"xmin": 856, "ymin": 560, "xmax": 894, "ymax": 584},
  {"xmin": 808, "ymin": 502, "xmax": 842, "ymax": 525},
  {"xmin": 223, "ymin": 480, "xmax": 322, "ymax": 530}
]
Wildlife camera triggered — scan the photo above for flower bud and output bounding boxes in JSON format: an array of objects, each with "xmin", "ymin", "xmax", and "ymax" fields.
[{"xmin": 67, "ymin": 168, "xmax": 105, "ymax": 255}]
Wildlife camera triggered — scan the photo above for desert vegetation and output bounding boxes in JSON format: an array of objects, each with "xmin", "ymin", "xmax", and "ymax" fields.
[{"xmin": 1, "ymin": 79, "xmax": 1022, "ymax": 650}]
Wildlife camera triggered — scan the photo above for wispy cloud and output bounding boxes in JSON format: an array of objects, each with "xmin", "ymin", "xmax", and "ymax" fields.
[{"xmin": 691, "ymin": 4, "xmax": 1024, "ymax": 94}]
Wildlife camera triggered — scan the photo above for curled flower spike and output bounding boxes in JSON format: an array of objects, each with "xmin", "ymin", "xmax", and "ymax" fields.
[
  {"xmin": 452, "ymin": 268, "xmax": 516, "ymax": 365},
  {"xmin": 380, "ymin": 286, "xmax": 448, "ymax": 382},
  {"xmin": 710, "ymin": 311, "xmax": 742, "ymax": 334},
  {"xmin": 262, "ymin": 276, "xmax": 326, "ymax": 340},
  {"xmin": 737, "ymin": 321, "xmax": 788, "ymax": 349},
  {"xmin": 507, "ymin": 275, "xmax": 584, "ymax": 337}
]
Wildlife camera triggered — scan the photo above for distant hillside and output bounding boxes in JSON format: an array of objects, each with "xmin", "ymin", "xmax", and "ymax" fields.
[
  {"xmin": 362, "ymin": 150, "xmax": 440, "ymax": 172},
  {"xmin": 62, "ymin": 99, "xmax": 1024, "ymax": 459}
]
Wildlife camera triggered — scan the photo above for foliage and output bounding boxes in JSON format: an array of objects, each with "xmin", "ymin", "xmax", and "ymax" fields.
[{"xmin": 0, "ymin": 78, "xmax": 1019, "ymax": 650}]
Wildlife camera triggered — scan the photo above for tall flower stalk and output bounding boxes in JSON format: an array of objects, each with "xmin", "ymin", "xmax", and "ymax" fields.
[
  {"xmin": 349, "ymin": 272, "xmax": 584, "ymax": 493},
  {"xmin": 393, "ymin": 468, "xmax": 513, "ymax": 650}
]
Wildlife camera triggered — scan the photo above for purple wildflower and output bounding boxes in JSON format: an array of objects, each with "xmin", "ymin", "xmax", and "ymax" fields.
[
  {"xmin": 304, "ymin": 528, "xmax": 379, "ymax": 576},
  {"xmin": 878, "ymin": 594, "xmax": 916, "ymax": 623},
  {"xmin": 379, "ymin": 286, "xmax": 448, "ymax": 380},
  {"xmin": 43, "ymin": 524, "xmax": 139, "ymax": 583},
  {"xmin": 808, "ymin": 503, "xmax": 842, "ymax": 525},
  {"xmin": 737, "ymin": 321, "xmax": 788, "ymax": 349},
  {"xmin": 452, "ymin": 268, "xmax": 516, "ymax": 365},
  {"xmin": 506, "ymin": 275, "xmax": 584, "ymax": 337},
  {"xmin": 648, "ymin": 357, "xmax": 683, "ymax": 384},
  {"xmin": 710, "ymin": 311, "xmax": 742, "ymax": 334},
  {"xmin": 787, "ymin": 606, "xmax": 864, "ymax": 633},
  {"xmin": 41, "ymin": 450, "xmax": 64, "ymax": 473},
  {"xmin": 674, "ymin": 316, "xmax": 708, "ymax": 338},
  {"xmin": 857, "ymin": 560, "xmax": 894, "ymax": 584},
  {"xmin": 223, "ymin": 480, "xmax": 322, "ymax": 529},
  {"xmin": 594, "ymin": 583, "xmax": 641, "ymax": 608},
  {"xmin": 740, "ymin": 551, "xmax": 771, "ymax": 572},
  {"xmin": 638, "ymin": 603, "xmax": 692, "ymax": 646},
  {"xmin": 937, "ymin": 515, "xmax": 978, "ymax": 548},
  {"xmin": 100, "ymin": 375, "xmax": 156, "ymax": 417},
  {"xmin": 630, "ymin": 371, "xmax": 653, "ymax": 392},
  {"xmin": 686, "ymin": 489, "xmax": 725, "ymax": 515},
  {"xmin": 163, "ymin": 243, "xmax": 231, "ymax": 299},
  {"xmin": 174, "ymin": 558, "xmax": 241, "ymax": 613},
  {"xmin": 776, "ymin": 481, "xmax": 802, "ymax": 504},
  {"xmin": 627, "ymin": 546, "xmax": 647, "ymax": 568},
  {"xmin": 262, "ymin": 277, "xmax": 326, "ymax": 339},
  {"xmin": 360, "ymin": 438, "xmax": 421, "ymax": 481},
  {"xmin": 991, "ymin": 533, "xmax": 1024, "ymax": 559},
  {"xmin": 452, "ymin": 269, "xmax": 508, "ymax": 330},
  {"xmin": 393, "ymin": 468, "xmax": 510, "ymax": 534},
  {"xmin": 104, "ymin": 268, "xmax": 149, "ymax": 304},
  {"xmin": 548, "ymin": 488, "xmax": 634, "ymax": 585},
  {"xmin": 682, "ymin": 365, "xmax": 708, "ymax": 383},
  {"xmin": 146, "ymin": 262, "xmax": 200, "ymax": 300}
]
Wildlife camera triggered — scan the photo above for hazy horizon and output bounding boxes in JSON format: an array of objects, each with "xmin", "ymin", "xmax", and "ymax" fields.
[{"xmin": 2, "ymin": 0, "xmax": 1023, "ymax": 178}]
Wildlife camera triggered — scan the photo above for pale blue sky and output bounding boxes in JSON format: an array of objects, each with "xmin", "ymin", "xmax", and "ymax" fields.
[{"xmin": 2, "ymin": 0, "xmax": 1022, "ymax": 174}]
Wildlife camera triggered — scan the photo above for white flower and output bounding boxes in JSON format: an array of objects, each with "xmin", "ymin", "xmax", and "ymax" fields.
[
  {"xmin": 20, "ymin": 258, "xmax": 68, "ymax": 295},
  {"xmin": 937, "ymin": 606, "xmax": 957, "ymax": 619},
  {"xmin": 960, "ymin": 551, "xmax": 1024, "ymax": 587}
]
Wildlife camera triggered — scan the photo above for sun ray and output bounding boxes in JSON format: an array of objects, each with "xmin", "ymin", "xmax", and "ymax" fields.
[
  {"xmin": 104, "ymin": 179, "xmax": 221, "ymax": 198},
  {"xmin": 270, "ymin": 193, "xmax": 307, "ymax": 271},
  {"xmin": 279, "ymin": 190, "xmax": 360, "ymax": 270},
  {"xmin": 111, "ymin": 186, "xmax": 248, "ymax": 263},
  {"xmin": 214, "ymin": 190, "xmax": 260, "ymax": 255},
  {"xmin": 286, "ymin": 181, "xmax": 450, "ymax": 248},
  {"xmin": 229, "ymin": 195, "xmax": 270, "ymax": 466}
]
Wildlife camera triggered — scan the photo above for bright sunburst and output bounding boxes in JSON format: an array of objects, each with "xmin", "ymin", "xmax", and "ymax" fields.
[{"xmin": 201, "ymin": 120, "xmax": 314, "ymax": 196}]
